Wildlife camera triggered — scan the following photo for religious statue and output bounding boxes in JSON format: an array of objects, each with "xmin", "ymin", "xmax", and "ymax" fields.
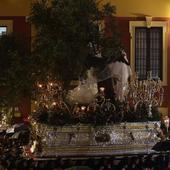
[{"xmin": 67, "ymin": 47, "xmax": 132, "ymax": 104}]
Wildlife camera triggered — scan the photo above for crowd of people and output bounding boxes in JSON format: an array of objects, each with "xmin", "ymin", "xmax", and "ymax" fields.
[{"xmin": 0, "ymin": 134, "xmax": 170, "ymax": 170}]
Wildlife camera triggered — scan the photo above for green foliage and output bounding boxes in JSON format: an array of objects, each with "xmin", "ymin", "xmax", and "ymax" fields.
[
  {"xmin": 48, "ymin": 108, "xmax": 73, "ymax": 126},
  {"xmin": 32, "ymin": 99, "xmax": 162, "ymax": 126},
  {"xmin": 0, "ymin": 34, "xmax": 32, "ymax": 105},
  {"xmin": 32, "ymin": 106, "xmax": 73, "ymax": 126},
  {"xmin": 29, "ymin": 0, "xmax": 123, "ymax": 88},
  {"xmin": 149, "ymin": 106, "xmax": 161, "ymax": 121},
  {"xmin": 125, "ymin": 105, "xmax": 162, "ymax": 122}
]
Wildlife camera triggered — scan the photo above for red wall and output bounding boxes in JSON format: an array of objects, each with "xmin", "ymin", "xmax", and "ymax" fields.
[{"xmin": 0, "ymin": 16, "xmax": 31, "ymax": 120}]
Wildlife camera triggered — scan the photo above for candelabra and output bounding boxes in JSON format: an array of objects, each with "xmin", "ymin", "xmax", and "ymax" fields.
[
  {"xmin": 33, "ymin": 80, "xmax": 70, "ymax": 113},
  {"xmin": 126, "ymin": 71, "xmax": 164, "ymax": 118},
  {"xmin": 34, "ymin": 80, "xmax": 61, "ymax": 109}
]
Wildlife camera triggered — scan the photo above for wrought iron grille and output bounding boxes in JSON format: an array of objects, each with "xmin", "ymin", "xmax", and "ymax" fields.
[{"xmin": 135, "ymin": 27, "xmax": 162, "ymax": 80}]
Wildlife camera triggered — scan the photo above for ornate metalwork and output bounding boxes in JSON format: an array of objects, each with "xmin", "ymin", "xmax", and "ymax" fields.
[{"xmin": 30, "ymin": 122, "xmax": 160, "ymax": 157}]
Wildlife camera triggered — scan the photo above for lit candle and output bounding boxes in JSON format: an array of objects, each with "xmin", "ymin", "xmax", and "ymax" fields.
[
  {"xmin": 100, "ymin": 87, "xmax": 105, "ymax": 92},
  {"xmin": 81, "ymin": 106, "xmax": 86, "ymax": 111},
  {"xmin": 164, "ymin": 116, "xmax": 169, "ymax": 133},
  {"xmin": 52, "ymin": 102, "xmax": 57, "ymax": 106},
  {"xmin": 38, "ymin": 84, "xmax": 42, "ymax": 88},
  {"xmin": 49, "ymin": 82, "xmax": 53, "ymax": 86}
]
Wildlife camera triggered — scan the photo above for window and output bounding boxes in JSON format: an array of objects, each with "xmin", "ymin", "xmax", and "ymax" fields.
[
  {"xmin": 129, "ymin": 21, "xmax": 167, "ymax": 85},
  {"xmin": 135, "ymin": 27, "xmax": 162, "ymax": 80},
  {"xmin": 0, "ymin": 20, "xmax": 13, "ymax": 35},
  {"xmin": 0, "ymin": 26, "xmax": 7, "ymax": 35}
]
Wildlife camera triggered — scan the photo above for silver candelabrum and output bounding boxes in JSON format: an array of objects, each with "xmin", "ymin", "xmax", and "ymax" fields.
[{"xmin": 126, "ymin": 71, "xmax": 164, "ymax": 118}]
